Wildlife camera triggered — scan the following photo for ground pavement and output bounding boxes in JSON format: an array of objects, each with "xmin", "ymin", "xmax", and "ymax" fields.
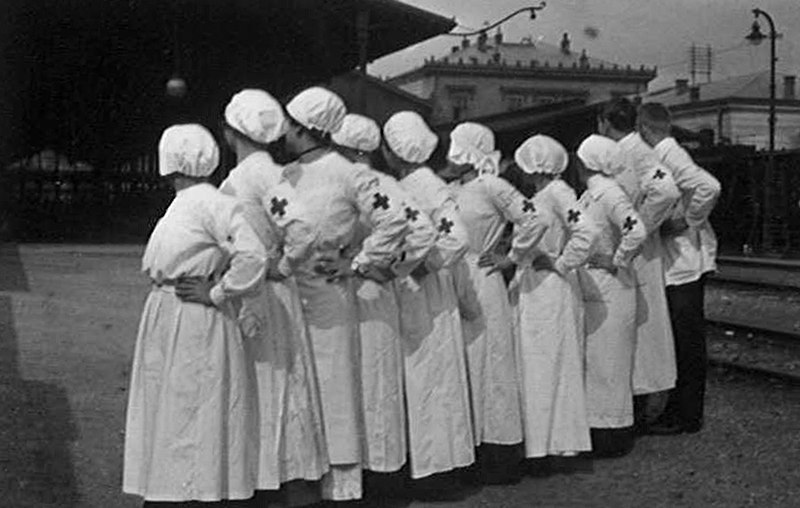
[{"xmin": 0, "ymin": 244, "xmax": 798, "ymax": 508}]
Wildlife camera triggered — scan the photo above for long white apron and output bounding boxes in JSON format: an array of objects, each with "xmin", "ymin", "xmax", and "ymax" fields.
[
  {"xmin": 460, "ymin": 252, "xmax": 523, "ymax": 446},
  {"xmin": 294, "ymin": 276, "xmax": 362, "ymax": 463},
  {"xmin": 123, "ymin": 288, "xmax": 257, "ymax": 502},
  {"xmin": 512, "ymin": 267, "xmax": 591, "ymax": 457},
  {"xmin": 632, "ymin": 234, "xmax": 677, "ymax": 395},
  {"xmin": 356, "ymin": 278, "xmax": 406, "ymax": 473},
  {"xmin": 578, "ymin": 267, "xmax": 637, "ymax": 429},
  {"xmin": 242, "ymin": 278, "xmax": 328, "ymax": 489},
  {"xmin": 395, "ymin": 270, "xmax": 475, "ymax": 479}
]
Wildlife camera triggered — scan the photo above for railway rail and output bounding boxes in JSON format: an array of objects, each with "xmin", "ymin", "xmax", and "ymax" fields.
[
  {"xmin": 712, "ymin": 255, "xmax": 800, "ymax": 289},
  {"xmin": 705, "ymin": 255, "xmax": 800, "ymax": 383}
]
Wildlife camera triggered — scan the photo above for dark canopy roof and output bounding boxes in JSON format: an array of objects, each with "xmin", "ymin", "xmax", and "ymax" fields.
[{"xmin": 1, "ymin": 0, "xmax": 454, "ymax": 165}]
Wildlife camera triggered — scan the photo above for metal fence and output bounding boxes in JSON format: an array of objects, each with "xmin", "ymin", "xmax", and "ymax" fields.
[
  {"xmin": 699, "ymin": 147, "xmax": 800, "ymax": 258},
  {"xmin": 0, "ymin": 154, "xmax": 172, "ymax": 243},
  {"xmin": 2, "ymin": 145, "xmax": 799, "ymax": 257}
]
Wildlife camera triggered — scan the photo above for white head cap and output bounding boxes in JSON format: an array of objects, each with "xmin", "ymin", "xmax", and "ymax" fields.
[
  {"xmin": 383, "ymin": 111, "xmax": 438, "ymax": 164},
  {"xmin": 332, "ymin": 113, "xmax": 381, "ymax": 152},
  {"xmin": 286, "ymin": 86, "xmax": 346, "ymax": 134},
  {"xmin": 158, "ymin": 124, "xmax": 219, "ymax": 178},
  {"xmin": 448, "ymin": 122, "xmax": 501, "ymax": 176},
  {"xmin": 577, "ymin": 134, "xmax": 625, "ymax": 176},
  {"xmin": 224, "ymin": 89, "xmax": 287, "ymax": 145},
  {"xmin": 514, "ymin": 134, "xmax": 569, "ymax": 175}
]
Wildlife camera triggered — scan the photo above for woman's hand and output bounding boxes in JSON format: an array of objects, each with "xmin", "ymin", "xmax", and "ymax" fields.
[
  {"xmin": 175, "ymin": 276, "xmax": 215, "ymax": 306},
  {"xmin": 479, "ymin": 252, "xmax": 514, "ymax": 275},
  {"xmin": 531, "ymin": 254, "xmax": 557, "ymax": 272},
  {"xmin": 410, "ymin": 262, "xmax": 430, "ymax": 280},
  {"xmin": 660, "ymin": 217, "xmax": 689, "ymax": 237},
  {"xmin": 356, "ymin": 264, "xmax": 396, "ymax": 284}
]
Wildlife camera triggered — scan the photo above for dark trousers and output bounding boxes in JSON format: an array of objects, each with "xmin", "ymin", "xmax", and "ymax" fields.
[{"xmin": 663, "ymin": 276, "xmax": 707, "ymax": 428}]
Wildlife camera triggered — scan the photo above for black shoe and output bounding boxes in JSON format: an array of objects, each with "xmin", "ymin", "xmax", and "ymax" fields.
[
  {"xmin": 645, "ymin": 420, "xmax": 685, "ymax": 435},
  {"xmin": 647, "ymin": 418, "xmax": 703, "ymax": 436},
  {"xmin": 682, "ymin": 420, "xmax": 704, "ymax": 434}
]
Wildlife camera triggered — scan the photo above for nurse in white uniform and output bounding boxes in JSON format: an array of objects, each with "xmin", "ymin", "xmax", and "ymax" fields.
[
  {"xmin": 276, "ymin": 88, "xmax": 410, "ymax": 501},
  {"xmin": 511, "ymin": 134, "xmax": 596, "ymax": 460},
  {"xmin": 124, "ymin": 124, "xmax": 266, "ymax": 506},
  {"xmin": 218, "ymin": 90, "xmax": 328, "ymax": 492},
  {"xmin": 331, "ymin": 113, "xmax": 437, "ymax": 476},
  {"xmin": 444, "ymin": 123, "xmax": 547, "ymax": 482},
  {"xmin": 575, "ymin": 134, "xmax": 648, "ymax": 458},
  {"xmin": 381, "ymin": 111, "xmax": 475, "ymax": 491}
]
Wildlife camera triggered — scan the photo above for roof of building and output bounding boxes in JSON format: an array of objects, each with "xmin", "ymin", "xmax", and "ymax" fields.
[
  {"xmin": 644, "ymin": 71, "xmax": 800, "ymax": 108},
  {"xmin": 3, "ymin": 0, "xmax": 455, "ymax": 164},
  {"xmin": 390, "ymin": 33, "xmax": 656, "ymax": 84},
  {"xmin": 336, "ymin": 71, "xmax": 433, "ymax": 108},
  {"xmin": 441, "ymin": 38, "xmax": 614, "ymax": 68}
]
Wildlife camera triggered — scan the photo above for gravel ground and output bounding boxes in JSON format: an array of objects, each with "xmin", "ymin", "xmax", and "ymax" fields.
[{"xmin": 1, "ymin": 244, "xmax": 799, "ymax": 508}]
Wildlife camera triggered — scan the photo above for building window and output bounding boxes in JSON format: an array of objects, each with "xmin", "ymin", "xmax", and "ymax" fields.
[
  {"xmin": 506, "ymin": 94, "xmax": 525, "ymax": 111},
  {"xmin": 446, "ymin": 85, "xmax": 476, "ymax": 121},
  {"xmin": 452, "ymin": 94, "xmax": 471, "ymax": 121}
]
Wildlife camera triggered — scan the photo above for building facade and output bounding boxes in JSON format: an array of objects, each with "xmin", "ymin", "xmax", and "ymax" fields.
[
  {"xmin": 389, "ymin": 31, "xmax": 656, "ymax": 125},
  {"xmin": 645, "ymin": 73, "xmax": 800, "ymax": 150}
]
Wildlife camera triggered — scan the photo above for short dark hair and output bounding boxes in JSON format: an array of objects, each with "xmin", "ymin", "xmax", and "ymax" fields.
[
  {"xmin": 600, "ymin": 98, "xmax": 637, "ymax": 133},
  {"xmin": 638, "ymin": 102, "xmax": 672, "ymax": 135},
  {"xmin": 286, "ymin": 114, "xmax": 332, "ymax": 146}
]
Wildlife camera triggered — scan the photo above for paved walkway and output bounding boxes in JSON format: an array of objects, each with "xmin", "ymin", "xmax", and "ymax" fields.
[{"xmin": 0, "ymin": 244, "xmax": 798, "ymax": 508}]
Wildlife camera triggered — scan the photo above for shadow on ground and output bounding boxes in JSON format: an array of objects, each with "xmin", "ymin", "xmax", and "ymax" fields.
[{"xmin": 0, "ymin": 243, "xmax": 80, "ymax": 507}]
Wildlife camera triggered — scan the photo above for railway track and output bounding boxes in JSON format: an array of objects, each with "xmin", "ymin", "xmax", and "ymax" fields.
[
  {"xmin": 712, "ymin": 255, "xmax": 800, "ymax": 289},
  {"xmin": 704, "ymin": 256, "xmax": 800, "ymax": 383}
]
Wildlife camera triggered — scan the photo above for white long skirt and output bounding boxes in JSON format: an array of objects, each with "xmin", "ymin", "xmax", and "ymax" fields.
[
  {"xmin": 512, "ymin": 267, "xmax": 591, "ymax": 457},
  {"xmin": 295, "ymin": 275, "xmax": 363, "ymax": 500},
  {"xmin": 123, "ymin": 287, "xmax": 257, "ymax": 502},
  {"xmin": 241, "ymin": 279, "xmax": 328, "ymax": 490},
  {"xmin": 578, "ymin": 267, "xmax": 637, "ymax": 429},
  {"xmin": 632, "ymin": 235, "xmax": 677, "ymax": 395},
  {"xmin": 395, "ymin": 270, "xmax": 475, "ymax": 479},
  {"xmin": 356, "ymin": 279, "xmax": 406, "ymax": 473},
  {"xmin": 459, "ymin": 254, "xmax": 523, "ymax": 446}
]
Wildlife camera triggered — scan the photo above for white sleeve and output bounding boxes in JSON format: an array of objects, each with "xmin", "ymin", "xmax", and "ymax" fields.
[{"xmin": 206, "ymin": 199, "xmax": 267, "ymax": 305}]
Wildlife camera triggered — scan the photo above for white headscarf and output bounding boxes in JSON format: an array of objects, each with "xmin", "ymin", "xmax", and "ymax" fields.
[
  {"xmin": 286, "ymin": 86, "xmax": 346, "ymax": 134},
  {"xmin": 576, "ymin": 134, "xmax": 625, "ymax": 176},
  {"xmin": 224, "ymin": 89, "xmax": 287, "ymax": 145},
  {"xmin": 447, "ymin": 122, "xmax": 501, "ymax": 176},
  {"xmin": 332, "ymin": 113, "xmax": 381, "ymax": 152},
  {"xmin": 514, "ymin": 134, "xmax": 569, "ymax": 175},
  {"xmin": 383, "ymin": 111, "xmax": 438, "ymax": 164},
  {"xmin": 158, "ymin": 124, "xmax": 219, "ymax": 178}
]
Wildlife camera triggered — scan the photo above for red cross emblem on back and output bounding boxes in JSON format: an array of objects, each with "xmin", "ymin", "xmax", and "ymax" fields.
[{"xmin": 270, "ymin": 197, "xmax": 288, "ymax": 218}]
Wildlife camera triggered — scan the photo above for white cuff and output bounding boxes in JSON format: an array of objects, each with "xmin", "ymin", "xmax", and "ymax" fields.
[{"xmin": 209, "ymin": 284, "xmax": 226, "ymax": 307}]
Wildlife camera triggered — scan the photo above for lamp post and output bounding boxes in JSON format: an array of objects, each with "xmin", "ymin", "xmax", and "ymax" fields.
[
  {"xmin": 444, "ymin": 2, "xmax": 547, "ymax": 37},
  {"xmin": 745, "ymin": 8, "xmax": 777, "ymax": 251}
]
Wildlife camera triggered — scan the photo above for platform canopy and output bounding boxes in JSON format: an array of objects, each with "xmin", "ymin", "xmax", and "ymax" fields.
[{"xmin": 1, "ymin": 0, "xmax": 454, "ymax": 166}]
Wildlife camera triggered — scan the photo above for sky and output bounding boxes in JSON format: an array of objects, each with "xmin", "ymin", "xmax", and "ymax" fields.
[{"xmin": 370, "ymin": 0, "xmax": 800, "ymax": 92}]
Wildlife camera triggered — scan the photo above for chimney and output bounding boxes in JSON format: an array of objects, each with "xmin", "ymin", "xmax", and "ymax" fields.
[
  {"xmin": 689, "ymin": 85, "xmax": 700, "ymax": 102},
  {"xmin": 675, "ymin": 79, "xmax": 689, "ymax": 95},
  {"xmin": 461, "ymin": 37, "xmax": 470, "ymax": 49},
  {"xmin": 494, "ymin": 28, "xmax": 503, "ymax": 46},
  {"xmin": 784, "ymin": 75, "xmax": 796, "ymax": 100},
  {"xmin": 560, "ymin": 33, "xmax": 571, "ymax": 55}
]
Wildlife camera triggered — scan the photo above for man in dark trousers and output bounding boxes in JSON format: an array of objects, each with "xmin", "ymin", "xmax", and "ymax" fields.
[{"xmin": 638, "ymin": 102, "xmax": 721, "ymax": 434}]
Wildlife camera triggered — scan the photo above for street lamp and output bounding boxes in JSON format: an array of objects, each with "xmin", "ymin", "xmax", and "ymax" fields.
[
  {"xmin": 445, "ymin": 2, "xmax": 547, "ymax": 37},
  {"xmin": 745, "ymin": 8, "xmax": 777, "ymax": 251}
]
